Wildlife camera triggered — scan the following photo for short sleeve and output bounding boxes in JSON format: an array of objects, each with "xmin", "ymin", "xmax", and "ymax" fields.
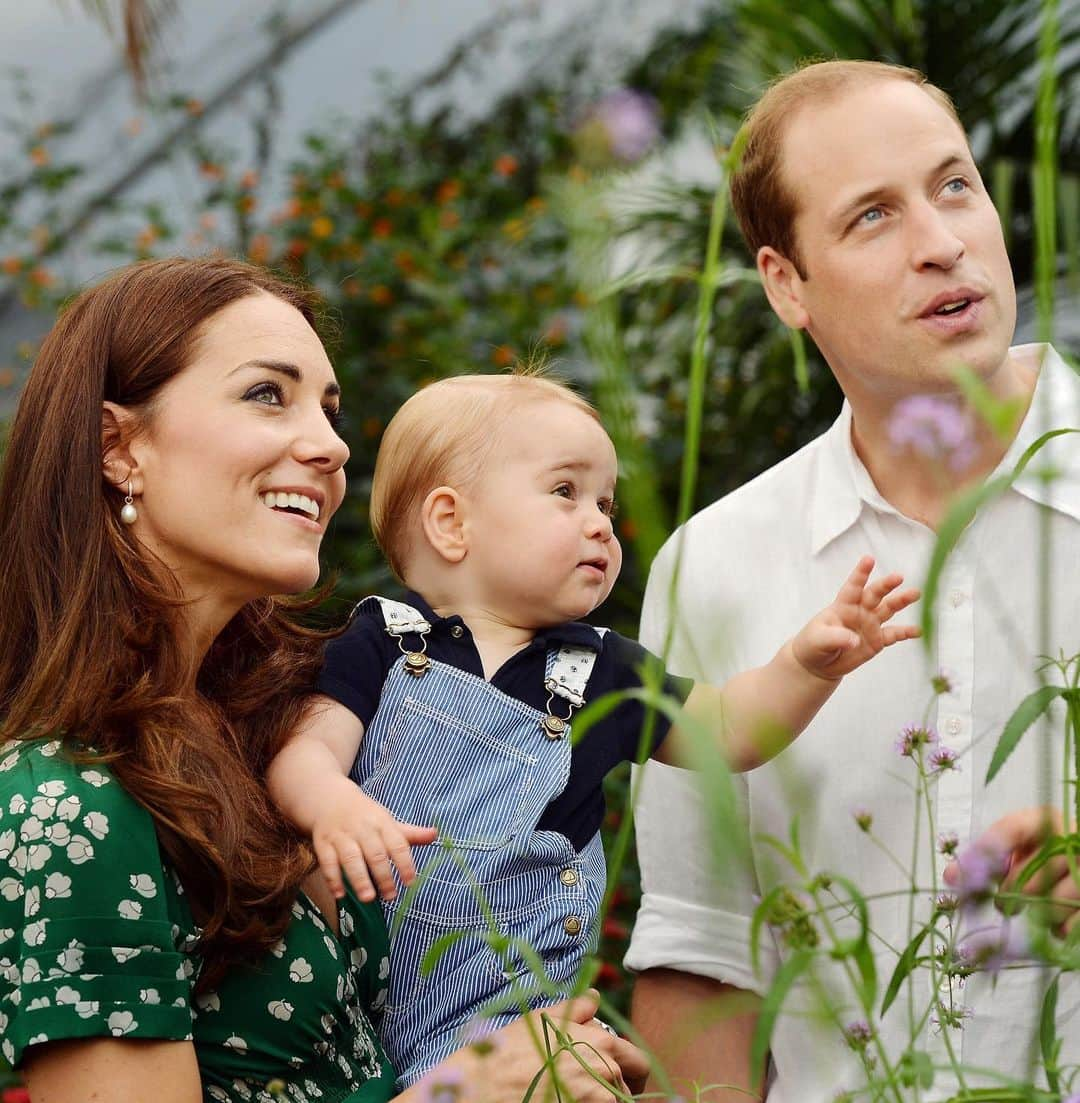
[
  {"xmin": 603, "ymin": 631, "xmax": 694, "ymax": 760},
  {"xmin": 0, "ymin": 740, "xmax": 196, "ymax": 1067},
  {"xmin": 316, "ymin": 614, "xmax": 394, "ymax": 729}
]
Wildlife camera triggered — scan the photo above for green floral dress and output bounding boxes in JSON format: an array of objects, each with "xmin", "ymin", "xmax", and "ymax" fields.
[{"xmin": 0, "ymin": 739, "xmax": 396, "ymax": 1102}]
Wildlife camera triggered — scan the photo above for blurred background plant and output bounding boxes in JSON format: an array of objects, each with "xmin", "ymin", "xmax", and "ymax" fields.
[{"xmin": 2, "ymin": 0, "xmax": 1080, "ymax": 1036}]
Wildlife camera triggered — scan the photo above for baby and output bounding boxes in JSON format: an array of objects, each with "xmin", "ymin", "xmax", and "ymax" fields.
[{"xmin": 268, "ymin": 370, "xmax": 919, "ymax": 1087}]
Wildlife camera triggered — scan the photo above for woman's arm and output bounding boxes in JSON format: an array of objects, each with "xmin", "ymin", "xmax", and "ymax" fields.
[
  {"xmin": 396, "ymin": 992, "xmax": 649, "ymax": 1103},
  {"xmin": 22, "ymin": 1037, "xmax": 203, "ymax": 1103}
]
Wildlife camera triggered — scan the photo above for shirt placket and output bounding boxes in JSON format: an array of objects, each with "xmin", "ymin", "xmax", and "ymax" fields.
[{"xmin": 929, "ymin": 541, "xmax": 976, "ymax": 1065}]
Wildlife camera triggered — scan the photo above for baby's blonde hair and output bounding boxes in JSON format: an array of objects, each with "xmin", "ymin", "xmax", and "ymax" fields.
[{"xmin": 371, "ymin": 366, "xmax": 600, "ymax": 581}]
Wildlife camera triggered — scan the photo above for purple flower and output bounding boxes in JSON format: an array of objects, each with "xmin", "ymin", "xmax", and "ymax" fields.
[
  {"xmin": 415, "ymin": 1065, "xmax": 467, "ymax": 1102},
  {"xmin": 956, "ymin": 916, "xmax": 1030, "ymax": 976},
  {"xmin": 929, "ymin": 746, "xmax": 960, "ymax": 773},
  {"xmin": 576, "ymin": 90, "xmax": 660, "ymax": 165},
  {"xmin": 887, "ymin": 395, "xmax": 977, "ymax": 472},
  {"xmin": 931, "ymin": 668, "xmax": 955, "ymax": 696},
  {"xmin": 950, "ymin": 840, "xmax": 1009, "ymax": 904},
  {"xmin": 935, "ymin": 892, "xmax": 959, "ymax": 914},
  {"xmin": 938, "ymin": 831, "xmax": 959, "ymax": 856},
  {"xmin": 852, "ymin": 806, "xmax": 873, "ymax": 832},
  {"xmin": 895, "ymin": 723, "xmax": 939, "ymax": 758},
  {"xmin": 844, "ymin": 1020, "xmax": 874, "ymax": 1050}
]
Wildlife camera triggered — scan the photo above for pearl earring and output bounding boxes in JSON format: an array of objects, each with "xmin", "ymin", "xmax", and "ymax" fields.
[{"xmin": 120, "ymin": 481, "xmax": 138, "ymax": 525}]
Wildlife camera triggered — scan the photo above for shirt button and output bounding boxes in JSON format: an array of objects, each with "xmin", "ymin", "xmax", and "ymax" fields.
[
  {"xmin": 950, "ymin": 590, "xmax": 966, "ymax": 608},
  {"xmin": 560, "ymin": 867, "xmax": 579, "ymax": 886},
  {"xmin": 946, "ymin": 717, "xmax": 962, "ymax": 735},
  {"xmin": 563, "ymin": 915, "xmax": 583, "ymax": 936},
  {"xmin": 450, "ymin": 625, "xmax": 464, "ymax": 639}
]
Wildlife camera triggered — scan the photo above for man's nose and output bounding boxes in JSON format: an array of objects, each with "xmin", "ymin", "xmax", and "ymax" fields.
[{"xmin": 909, "ymin": 202, "xmax": 965, "ymax": 270}]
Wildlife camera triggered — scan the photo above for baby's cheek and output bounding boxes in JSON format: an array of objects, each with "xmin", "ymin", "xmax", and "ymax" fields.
[{"xmin": 598, "ymin": 536, "xmax": 623, "ymax": 606}]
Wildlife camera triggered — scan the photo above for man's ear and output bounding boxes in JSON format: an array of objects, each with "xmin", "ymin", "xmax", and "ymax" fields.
[
  {"xmin": 419, "ymin": 486, "xmax": 468, "ymax": 564},
  {"xmin": 101, "ymin": 401, "xmax": 142, "ymax": 492},
  {"xmin": 757, "ymin": 246, "xmax": 810, "ymax": 331}
]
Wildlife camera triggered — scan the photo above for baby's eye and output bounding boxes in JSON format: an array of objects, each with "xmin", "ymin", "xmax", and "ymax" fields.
[
  {"xmin": 244, "ymin": 381, "xmax": 285, "ymax": 406},
  {"xmin": 553, "ymin": 483, "xmax": 574, "ymax": 500}
]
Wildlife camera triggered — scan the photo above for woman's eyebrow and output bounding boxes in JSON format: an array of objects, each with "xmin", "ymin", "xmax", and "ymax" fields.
[{"xmin": 231, "ymin": 358, "xmax": 341, "ymax": 398}]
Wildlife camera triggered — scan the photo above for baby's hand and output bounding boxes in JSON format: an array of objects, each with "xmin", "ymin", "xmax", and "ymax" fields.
[
  {"xmin": 792, "ymin": 555, "xmax": 920, "ymax": 680},
  {"xmin": 312, "ymin": 781, "xmax": 438, "ymax": 902}
]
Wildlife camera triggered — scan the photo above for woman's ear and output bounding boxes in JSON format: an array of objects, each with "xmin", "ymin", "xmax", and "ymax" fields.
[
  {"xmin": 757, "ymin": 246, "xmax": 811, "ymax": 330},
  {"xmin": 419, "ymin": 486, "xmax": 468, "ymax": 564},
  {"xmin": 101, "ymin": 401, "xmax": 141, "ymax": 492}
]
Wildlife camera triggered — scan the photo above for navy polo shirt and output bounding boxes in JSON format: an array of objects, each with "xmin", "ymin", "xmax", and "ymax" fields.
[{"xmin": 317, "ymin": 592, "xmax": 693, "ymax": 851}]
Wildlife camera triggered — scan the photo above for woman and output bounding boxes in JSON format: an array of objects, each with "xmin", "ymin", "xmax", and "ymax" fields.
[{"xmin": 0, "ymin": 257, "xmax": 646, "ymax": 1102}]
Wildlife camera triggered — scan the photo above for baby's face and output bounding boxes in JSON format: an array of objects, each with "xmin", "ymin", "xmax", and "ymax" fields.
[{"xmin": 463, "ymin": 398, "xmax": 622, "ymax": 628}]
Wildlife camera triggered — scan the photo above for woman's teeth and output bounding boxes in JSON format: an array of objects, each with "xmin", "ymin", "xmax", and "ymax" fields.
[{"xmin": 260, "ymin": 491, "xmax": 319, "ymax": 521}]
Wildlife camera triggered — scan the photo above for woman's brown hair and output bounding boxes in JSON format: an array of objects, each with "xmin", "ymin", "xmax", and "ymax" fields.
[{"xmin": 0, "ymin": 256, "xmax": 334, "ymax": 992}]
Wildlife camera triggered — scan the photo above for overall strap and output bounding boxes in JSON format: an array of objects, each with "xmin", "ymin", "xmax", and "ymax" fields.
[
  {"xmin": 354, "ymin": 595, "xmax": 432, "ymax": 637},
  {"xmin": 544, "ymin": 627, "xmax": 608, "ymax": 708}
]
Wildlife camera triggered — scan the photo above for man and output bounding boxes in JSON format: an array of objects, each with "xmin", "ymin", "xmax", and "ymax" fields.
[{"xmin": 626, "ymin": 60, "xmax": 1080, "ymax": 1101}]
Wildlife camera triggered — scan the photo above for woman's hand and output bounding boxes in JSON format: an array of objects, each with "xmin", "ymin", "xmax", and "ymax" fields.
[{"xmin": 404, "ymin": 990, "xmax": 649, "ymax": 1102}]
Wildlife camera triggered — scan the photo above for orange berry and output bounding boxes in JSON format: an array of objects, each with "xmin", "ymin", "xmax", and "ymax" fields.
[
  {"xmin": 494, "ymin": 154, "xmax": 519, "ymax": 178},
  {"xmin": 1, "ymin": 256, "xmax": 22, "ymax": 275},
  {"xmin": 29, "ymin": 146, "xmax": 49, "ymax": 167},
  {"xmin": 370, "ymin": 285, "xmax": 394, "ymax": 306},
  {"xmin": 371, "ymin": 217, "xmax": 393, "ymax": 239},
  {"xmin": 491, "ymin": 345, "xmax": 516, "ymax": 367},
  {"xmin": 435, "ymin": 179, "xmax": 462, "ymax": 204}
]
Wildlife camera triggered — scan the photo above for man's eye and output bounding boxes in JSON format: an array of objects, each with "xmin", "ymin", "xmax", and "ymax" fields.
[
  {"xmin": 858, "ymin": 207, "xmax": 884, "ymax": 225},
  {"xmin": 943, "ymin": 177, "xmax": 969, "ymax": 196},
  {"xmin": 244, "ymin": 381, "xmax": 285, "ymax": 406}
]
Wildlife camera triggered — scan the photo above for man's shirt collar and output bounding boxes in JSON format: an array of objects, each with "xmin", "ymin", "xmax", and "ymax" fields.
[{"xmin": 810, "ymin": 343, "xmax": 1080, "ymax": 555}]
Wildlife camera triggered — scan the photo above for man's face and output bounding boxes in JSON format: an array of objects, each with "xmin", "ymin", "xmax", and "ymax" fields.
[{"xmin": 768, "ymin": 79, "xmax": 1016, "ymax": 401}]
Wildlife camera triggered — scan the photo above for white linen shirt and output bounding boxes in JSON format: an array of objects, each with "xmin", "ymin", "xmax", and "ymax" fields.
[{"xmin": 626, "ymin": 345, "xmax": 1080, "ymax": 1101}]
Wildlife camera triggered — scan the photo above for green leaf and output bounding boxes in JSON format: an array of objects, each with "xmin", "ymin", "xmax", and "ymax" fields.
[
  {"xmin": 986, "ymin": 685, "xmax": 1069, "ymax": 783},
  {"xmin": 898, "ymin": 1049, "xmax": 934, "ymax": 1090},
  {"xmin": 1040, "ymin": 973, "xmax": 1061, "ymax": 1093},
  {"xmin": 419, "ymin": 929, "xmax": 473, "ymax": 976},
  {"xmin": 881, "ymin": 926, "xmax": 931, "ymax": 1016},
  {"xmin": 826, "ymin": 873, "xmax": 876, "ymax": 1011},
  {"xmin": 749, "ymin": 949, "xmax": 813, "ymax": 1077}
]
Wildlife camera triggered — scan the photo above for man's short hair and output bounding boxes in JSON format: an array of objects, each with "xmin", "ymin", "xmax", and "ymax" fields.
[
  {"xmin": 371, "ymin": 366, "xmax": 600, "ymax": 581},
  {"xmin": 729, "ymin": 60, "xmax": 963, "ymax": 278}
]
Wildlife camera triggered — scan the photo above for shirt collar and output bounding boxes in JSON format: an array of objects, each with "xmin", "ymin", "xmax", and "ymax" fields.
[
  {"xmin": 809, "ymin": 343, "xmax": 1080, "ymax": 554},
  {"xmin": 402, "ymin": 590, "xmax": 604, "ymax": 649}
]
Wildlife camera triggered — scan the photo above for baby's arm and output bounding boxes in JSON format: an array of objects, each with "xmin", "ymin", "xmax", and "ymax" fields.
[
  {"xmin": 266, "ymin": 695, "xmax": 437, "ymax": 901},
  {"xmin": 654, "ymin": 556, "xmax": 919, "ymax": 772}
]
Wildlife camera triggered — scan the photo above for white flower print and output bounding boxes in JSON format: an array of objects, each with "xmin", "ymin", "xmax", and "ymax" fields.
[
  {"xmin": 44, "ymin": 872, "xmax": 72, "ymax": 899},
  {"xmin": 303, "ymin": 1081, "xmax": 324, "ymax": 1098},
  {"xmin": 339, "ymin": 909, "xmax": 354, "ymax": 937},
  {"xmin": 223, "ymin": 1035, "xmax": 248, "ymax": 1052},
  {"xmin": 79, "ymin": 768, "xmax": 109, "ymax": 787},
  {"xmin": 57, "ymin": 944, "xmax": 83, "ymax": 973},
  {"xmin": 55, "ymin": 985, "xmax": 82, "ymax": 1005},
  {"xmin": 66, "ymin": 836, "xmax": 94, "ymax": 865},
  {"xmin": 180, "ymin": 957, "xmax": 195, "ymax": 979},
  {"xmin": 19, "ymin": 817, "xmax": 44, "ymax": 843},
  {"xmin": 350, "ymin": 946, "xmax": 367, "ymax": 969},
  {"xmin": 0, "ymin": 829, "xmax": 15, "ymax": 860},
  {"xmin": 39, "ymin": 740, "xmax": 61, "ymax": 757},
  {"xmin": 269, "ymin": 939, "xmax": 286, "ymax": 959},
  {"xmin": 1, "ymin": 1039, "xmax": 13, "ymax": 1065},
  {"xmin": 0, "ymin": 878, "xmax": 20, "ymax": 902},
  {"xmin": 45, "ymin": 821, "xmax": 71, "ymax": 847},
  {"xmin": 140, "ymin": 988, "xmax": 160, "ymax": 1004},
  {"xmin": 26, "ymin": 843, "xmax": 50, "ymax": 871},
  {"xmin": 112, "ymin": 946, "xmax": 141, "ymax": 964},
  {"xmin": 0, "ymin": 929, "xmax": 13, "ymax": 945},
  {"xmin": 21, "ymin": 957, "xmax": 41, "ymax": 983},
  {"xmin": 378, "ymin": 955, "xmax": 389, "ymax": 980},
  {"xmin": 27, "ymin": 1033, "xmax": 48, "ymax": 1046},
  {"xmin": 83, "ymin": 811, "xmax": 109, "ymax": 840},
  {"xmin": 30, "ymin": 795, "xmax": 57, "ymax": 819},
  {"xmin": 56, "ymin": 794, "xmax": 81, "ymax": 822},
  {"xmin": 320, "ymin": 1012, "xmax": 335, "ymax": 1035},
  {"xmin": 288, "ymin": 957, "xmax": 313, "ymax": 984},
  {"xmin": 108, "ymin": 1010, "xmax": 136, "ymax": 1036},
  {"xmin": 335, "ymin": 974, "xmax": 345, "ymax": 1002},
  {"xmin": 118, "ymin": 899, "xmax": 143, "ymax": 920},
  {"xmin": 207, "ymin": 1087, "xmax": 230, "ymax": 1102},
  {"xmin": 289, "ymin": 1055, "xmax": 304, "ymax": 1069},
  {"xmin": 371, "ymin": 989, "xmax": 386, "ymax": 1012},
  {"xmin": 195, "ymin": 991, "xmax": 221, "ymax": 1012},
  {"xmin": 0, "ymin": 1011, "xmax": 7, "ymax": 1033},
  {"xmin": 24, "ymin": 885, "xmax": 40, "ymax": 917},
  {"xmin": 0, "ymin": 750, "xmax": 20, "ymax": 773},
  {"xmin": 230, "ymin": 1080, "xmax": 253, "ymax": 1101},
  {"xmin": 290, "ymin": 901, "xmax": 305, "ymax": 920},
  {"xmin": 130, "ymin": 873, "xmax": 157, "ymax": 898},
  {"xmin": 8, "ymin": 795, "xmax": 26, "ymax": 816},
  {"xmin": 23, "ymin": 919, "xmax": 47, "ymax": 947},
  {"xmin": 26, "ymin": 996, "xmax": 50, "ymax": 1010},
  {"xmin": 267, "ymin": 999, "xmax": 294, "ymax": 1021},
  {"xmin": 6, "ymin": 845, "xmax": 25, "ymax": 874},
  {"xmin": 36, "ymin": 780, "xmax": 65, "ymax": 798},
  {"xmin": 322, "ymin": 934, "xmax": 338, "ymax": 959},
  {"xmin": 75, "ymin": 1000, "xmax": 100, "ymax": 1019}
]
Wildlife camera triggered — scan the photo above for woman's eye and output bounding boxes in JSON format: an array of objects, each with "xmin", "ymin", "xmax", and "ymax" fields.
[
  {"xmin": 324, "ymin": 406, "xmax": 346, "ymax": 432},
  {"xmin": 244, "ymin": 381, "xmax": 285, "ymax": 406}
]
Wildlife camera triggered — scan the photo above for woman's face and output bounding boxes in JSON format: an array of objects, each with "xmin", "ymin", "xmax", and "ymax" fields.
[{"xmin": 123, "ymin": 292, "xmax": 349, "ymax": 618}]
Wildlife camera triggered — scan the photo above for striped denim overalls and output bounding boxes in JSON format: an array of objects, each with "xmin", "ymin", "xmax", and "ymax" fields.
[{"xmin": 349, "ymin": 597, "xmax": 607, "ymax": 1088}]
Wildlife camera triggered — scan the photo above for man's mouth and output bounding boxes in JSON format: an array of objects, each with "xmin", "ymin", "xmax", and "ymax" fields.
[
  {"xmin": 919, "ymin": 288, "xmax": 985, "ymax": 319},
  {"xmin": 260, "ymin": 491, "xmax": 320, "ymax": 522}
]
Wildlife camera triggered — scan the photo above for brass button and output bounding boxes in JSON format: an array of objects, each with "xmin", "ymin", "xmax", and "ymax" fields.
[
  {"xmin": 559, "ymin": 867, "xmax": 579, "ymax": 886},
  {"xmin": 450, "ymin": 625, "xmax": 464, "ymax": 639},
  {"xmin": 541, "ymin": 715, "xmax": 566, "ymax": 740},
  {"xmin": 563, "ymin": 915, "xmax": 582, "ymax": 936}
]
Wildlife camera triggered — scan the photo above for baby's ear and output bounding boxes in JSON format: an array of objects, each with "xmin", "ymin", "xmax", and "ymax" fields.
[{"xmin": 420, "ymin": 486, "xmax": 467, "ymax": 563}]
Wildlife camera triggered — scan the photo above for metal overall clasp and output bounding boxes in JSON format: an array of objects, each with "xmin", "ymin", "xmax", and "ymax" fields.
[
  {"xmin": 398, "ymin": 632, "xmax": 431, "ymax": 678},
  {"xmin": 541, "ymin": 678, "xmax": 576, "ymax": 740}
]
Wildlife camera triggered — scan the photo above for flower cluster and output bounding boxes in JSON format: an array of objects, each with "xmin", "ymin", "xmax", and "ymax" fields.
[{"xmin": 887, "ymin": 395, "xmax": 977, "ymax": 472}]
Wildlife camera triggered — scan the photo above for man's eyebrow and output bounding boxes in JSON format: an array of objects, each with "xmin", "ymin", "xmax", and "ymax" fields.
[
  {"xmin": 231, "ymin": 358, "xmax": 341, "ymax": 398},
  {"xmin": 830, "ymin": 153, "xmax": 972, "ymax": 233}
]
